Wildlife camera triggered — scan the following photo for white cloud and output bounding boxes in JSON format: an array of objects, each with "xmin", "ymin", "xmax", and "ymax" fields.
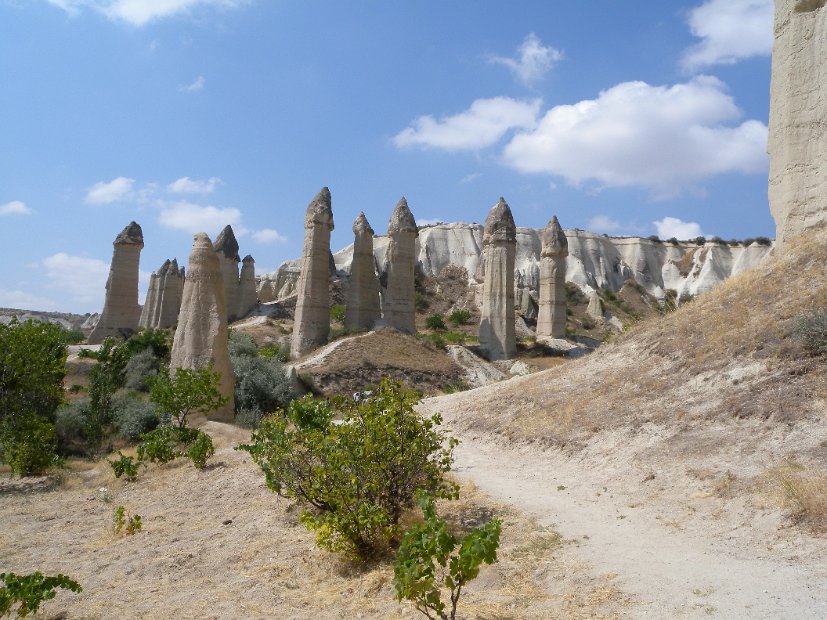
[
  {"xmin": 488, "ymin": 33, "xmax": 562, "ymax": 85},
  {"xmin": 252, "ymin": 228, "xmax": 286, "ymax": 244},
  {"xmin": 0, "ymin": 201, "xmax": 32, "ymax": 216},
  {"xmin": 654, "ymin": 217, "xmax": 705, "ymax": 240},
  {"xmin": 682, "ymin": 0, "xmax": 773, "ymax": 71},
  {"xmin": 39, "ymin": 252, "xmax": 110, "ymax": 305},
  {"xmin": 588, "ymin": 215, "xmax": 622, "ymax": 233},
  {"xmin": 0, "ymin": 289, "xmax": 58, "ymax": 311},
  {"xmin": 85, "ymin": 177, "xmax": 135, "ymax": 205},
  {"xmin": 47, "ymin": 0, "xmax": 249, "ymax": 27},
  {"xmin": 394, "ymin": 97, "xmax": 541, "ymax": 151},
  {"xmin": 180, "ymin": 75, "xmax": 205, "ymax": 92},
  {"xmin": 167, "ymin": 176, "xmax": 222, "ymax": 194},
  {"xmin": 502, "ymin": 76, "xmax": 768, "ymax": 197},
  {"xmin": 158, "ymin": 201, "xmax": 242, "ymax": 235},
  {"xmin": 459, "ymin": 173, "xmax": 482, "ymax": 184}
]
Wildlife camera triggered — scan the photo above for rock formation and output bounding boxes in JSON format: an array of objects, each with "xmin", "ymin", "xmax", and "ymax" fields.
[
  {"xmin": 88, "ymin": 221, "xmax": 144, "ymax": 344},
  {"xmin": 345, "ymin": 212, "xmax": 380, "ymax": 331},
  {"xmin": 139, "ymin": 258, "xmax": 184, "ymax": 330},
  {"xmin": 138, "ymin": 267, "xmax": 162, "ymax": 329},
  {"xmin": 536, "ymin": 216, "xmax": 568, "ymax": 338},
  {"xmin": 214, "ymin": 225, "xmax": 241, "ymax": 322},
  {"xmin": 170, "ymin": 232, "xmax": 234, "ymax": 421},
  {"xmin": 479, "ymin": 198, "xmax": 516, "ymax": 360},
  {"xmin": 587, "ymin": 292, "xmax": 604, "ymax": 321},
  {"xmin": 291, "ymin": 187, "xmax": 334, "ymax": 359},
  {"xmin": 237, "ymin": 255, "xmax": 257, "ymax": 319},
  {"xmin": 381, "ymin": 197, "xmax": 418, "ymax": 334},
  {"xmin": 768, "ymin": 0, "xmax": 827, "ymax": 250}
]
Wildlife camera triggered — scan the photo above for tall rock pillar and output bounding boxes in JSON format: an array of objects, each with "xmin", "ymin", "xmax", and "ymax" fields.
[
  {"xmin": 138, "ymin": 270, "xmax": 160, "ymax": 329},
  {"xmin": 170, "ymin": 233, "xmax": 235, "ymax": 421},
  {"xmin": 479, "ymin": 198, "xmax": 516, "ymax": 360},
  {"xmin": 345, "ymin": 212, "xmax": 380, "ymax": 331},
  {"xmin": 156, "ymin": 258, "xmax": 183, "ymax": 329},
  {"xmin": 381, "ymin": 197, "xmax": 418, "ymax": 334},
  {"xmin": 536, "ymin": 216, "xmax": 568, "ymax": 338},
  {"xmin": 213, "ymin": 225, "xmax": 241, "ymax": 323},
  {"xmin": 291, "ymin": 187, "xmax": 334, "ymax": 359},
  {"xmin": 237, "ymin": 255, "xmax": 257, "ymax": 319},
  {"xmin": 88, "ymin": 221, "xmax": 144, "ymax": 344},
  {"xmin": 768, "ymin": 0, "xmax": 827, "ymax": 250}
]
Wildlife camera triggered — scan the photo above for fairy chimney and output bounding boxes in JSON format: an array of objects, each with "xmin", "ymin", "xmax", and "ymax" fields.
[
  {"xmin": 237, "ymin": 255, "xmax": 257, "ymax": 319},
  {"xmin": 479, "ymin": 198, "xmax": 516, "ymax": 360},
  {"xmin": 213, "ymin": 225, "xmax": 241, "ymax": 322},
  {"xmin": 381, "ymin": 197, "xmax": 418, "ymax": 334},
  {"xmin": 345, "ymin": 212, "xmax": 380, "ymax": 331},
  {"xmin": 536, "ymin": 216, "xmax": 568, "ymax": 338}
]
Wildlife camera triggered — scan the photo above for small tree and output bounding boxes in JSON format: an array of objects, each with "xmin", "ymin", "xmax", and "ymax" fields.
[
  {"xmin": 447, "ymin": 309, "xmax": 472, "ymax": 328},
  {"xmin": 330, "ymin": 304, "xmax": 346, "ymax": 324},
  {"xmin": 149, "ymin": 363, "xmax": 229, "ymax": 429},
  {"xmin": 394, "ymin": 491, "xmax": 502, "ymax": 620},
  {"xmin": 425, "ymin": 314, "xmax": 447, "ymax": 331},
  {"xmin": 0, "ymin": 572, "xmax": 81, "ymax": 618}
]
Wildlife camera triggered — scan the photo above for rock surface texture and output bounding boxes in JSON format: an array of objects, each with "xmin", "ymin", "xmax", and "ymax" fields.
[
  {"xmin": 214, "ymin": 225, "xmax": 241, "ymax": 322},
  {"xmin": 768, "ymin": 0, "xmax": 827, "ymax": 250},
  {"xmin": 291, "ymin": 187, "xmax": 334, "ymax": 359},
  {"xmin": 345, "ymin": 212, "xmax": 380, "ymax": 331},
  {"xmin": 479, "ymin": 198, "xmax": 517, "ymax": 360},
  {"xmin": 536, "ymin": 216, "xmax": 569, "ymax": 338},
  {"xmin": 381, "ymin": 197, "xmax": 418, "ymax": 334},
  {"xmin": 237, "ymin": 255, "xmax": 257, "ymax": 319},
  {"xmin": 139, "ymin": 259, "xmax": 185, "ymax": 330},
  {"xmin": 88, "ymin": 222, "xmax": 144, "ymax": 344},
  {"xmin": 169, "ymin": 233, "xmax": 234, "ymax": 421}
]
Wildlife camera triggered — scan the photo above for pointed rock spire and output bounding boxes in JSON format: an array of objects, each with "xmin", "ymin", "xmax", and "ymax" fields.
[
  {"xmin": 114, "ymin": 221, "xmax": 144, "ymax": 246},
  {"xmin": 479, "ymin": 198, "xmax": 516, "ymax": 360},
  {"xmin": 214, "ymin": 225, "xmax": 240, "ymax": 261},
  {"xmin": 346, "ymin": 212, "xmax": 380, "ymax": 331},
  {"xmin": 482, "ymin": 197, "xmax": 516, "ymax": 244},
  {"xmin": 388, "ymin": 197, "xmax": 418, "ymax": 234},
  {"xmin": 305, "ymin": 187, "xmax": 334, "ymax": 230},
  {"xmin": 537, "ymin": 215, "xmax": 569, "ymax": 338},
  {"xmin": 238, "ymin": 254, "xmax": 257, "ymax": 319},
  {"xmin": 541, "ymin": 215, "xmax": 568, "ymax": 257},
  {"xmin": 353, "ymin": 211, "xmax": 374, "ymax": 236},
  {"xmin": 381, "ymin": 198, "xmax": 418, "ymax": 334}
]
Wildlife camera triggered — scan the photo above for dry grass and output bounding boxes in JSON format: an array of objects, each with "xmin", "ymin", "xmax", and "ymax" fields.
[{"xmin": 762, "ymin": 456, "xmax": 827, "ymax": 533}]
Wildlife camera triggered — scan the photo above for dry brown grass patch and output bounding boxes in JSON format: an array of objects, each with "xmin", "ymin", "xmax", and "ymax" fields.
[{"xmin": 762, "ymin": 456, "xmax": 827, "ymax": 533}]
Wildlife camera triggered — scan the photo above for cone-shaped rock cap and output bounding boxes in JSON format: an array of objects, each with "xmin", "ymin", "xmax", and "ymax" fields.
[
  {"xmin": 157, "ymin": 259, "xmax": 172, "ymax": 276},
  {"xmin": 541, "ymin": 215, "xmax": 568, "ymax": 256},
  {"xmin": 214, "ymin": 225, "xmax": 240, "ymax": 261},
  {"xmin": 114, "ymin": 221, "xmax": 144, "ymax": 246},
  {"xmin": 169, "ymin": 258, "xmax": 179, "ymax": 275},
  {"xmin": 305, "ymin": 187, "xmax": 334, "ymax": 229},
  {"xmin": 353, "ymin": 211, "xmax": 374, "ymax": 236},
  {"xmin": 388, "ymin": 197, "xmax": 418, "ymax": 235},
  {"xmin": 192, "ymin": 232, "xmax": 214, "ymax": 252},
  {"xmin": 242, "ymin": 254, "xmax": 255, "ymax": 263},
  {"xmin": 483, "ymin": 197, "xmax": 516, "ymax": 244},
  {"xmin": 179, "ymin": 266, "xmax": 185, "ymax": 278}
]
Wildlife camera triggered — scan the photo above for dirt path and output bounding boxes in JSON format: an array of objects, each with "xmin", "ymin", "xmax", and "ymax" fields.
[{"xmin": 442, "ymin": 434, "xmax": 827, "ymax": 619}]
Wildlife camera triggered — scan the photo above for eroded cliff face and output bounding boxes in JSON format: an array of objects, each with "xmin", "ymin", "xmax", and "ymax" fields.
[
  {"xmin": 768, "ymin": 0, "xmax": 827, "ymax": 249},
  {"xmin": 258, "ymin": 223, "xmax": 773, "ymax": 305}
]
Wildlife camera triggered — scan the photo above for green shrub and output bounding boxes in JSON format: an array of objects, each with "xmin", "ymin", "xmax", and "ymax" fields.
[
  {"xmin": 0, "ymin": 572, "xmax": 81, "ymax": 618},
  {"xmin": 330, "ymin": 304, "xmax": 346, "ymax": 324},
  {"xmin": 447, "ymin": 309, "xmax": 472, "ymax": 327},
  {"xmin": 0, "ymin": 414, "xmax": 60, "ymax": 476},
  {"xmin": 137, "ymin": 425, "xmax": 214, "ymax": 470},
  {"xmin": 743, "ymin": 237, "xmax": 756, "ymax": 246},
  {"xmin": 230, "ymin": 355, "xmax": 291, "ymax": 416},
  {"xmin": 124, "ymin": 348, "xmax": 160, "ymax": 392},
  {"xmin": 149, "ymin": 364, "xmax": 229, "ymax": 429},
  {"xmin": 425, "ymin": 314, "xmax": 447, "ymax": 331},
  {"xmin": 112, "ymin": 505, "xmax": 141, "ymax": 535},
  {"xmin": 124, "ymin": 329, "xmax": 170, "ymax": 360},
  {"xmin": 667, "ymin": 237, "xmax": 679, "ymax": 245},
  {"xmin": 428, "ymin": 333, "xmax": 446, "ymax": 350},
  {"xmin": 112, "ymin": 393, "xmax": 160, "ymax": 439},
  {"xmin": 755, "ymin": 236, "xmax": 772, "ymax": 246},
  {"xmin": 442, "ymin": 331, "xmax": 467, "ymax": 345},
  {"xmin": 258, "ymin": 343, "xmax": 290, "ymax": 362},
  {"xmin": 55, "ymin": 399, "xmax": 89, "ymax": 456},
  {"xmin": 108, "ymin": 452, "xmax": 139, "ymax": 480},
  {"xmin": 238, "ymin": 379, "xmax": 458, "ymax": 559},
  {"xmin": 792, "ymin": 308, "xmax": 827, "ymax": 356},
  {"xmin": 58, "ymin": 327, "xmax": 86, "ymax": 345},
  {"xmin": 235, "ymin": 407, "xmax": 266, "ymax": 429},
  {"xmin": 393, "ymin": 491, "xmax": 501, "ymax": 620},
  {"xmin": 228, "ymin": 329, "xmax": 257, "ymax": 358}
]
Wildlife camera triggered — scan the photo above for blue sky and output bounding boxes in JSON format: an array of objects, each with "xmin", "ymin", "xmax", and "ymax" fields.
[{"xmin": 0, "ymin": 0, "xmax": 776, "ymax": 314}]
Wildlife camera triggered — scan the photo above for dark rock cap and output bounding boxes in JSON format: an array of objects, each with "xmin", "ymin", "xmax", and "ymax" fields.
[
  {"xmin": 157, "ymin": 259, "xmax": 172, "ymax": 276},
  {"xmin": 242, "ymin": 254, "xmax": 255, "ymax": 263},
  {"xmin": 541, "ymin": 215, "xmax": 568, "ymax": 257},
  {"xmin": 179, "ymin": 266, "xmax": 185, "ymax": 279},
  {"xmin": 305, "ymin": 187, "xmax": 334, "ymax": 230},
  {"xmin": 214, "ymin": 225, "xmax": 240, "ymax": 261},
  {"xmin": 483, "ymin": 197, "xmax": 516, "ymax": 244},
  {"xmin": 114, "ymin": 221, "xmax": 144, "ymax": 246},
  {"xmin": 169, "ymin": 258, "xmax": 179, "ymax": 276},
  {"xmin": 353, "ymin": 211, "xmax": 374, "ymax": 236},
  {"xmin": 388, "ymin": 197, "xmax": 418, "ymax": 235}
]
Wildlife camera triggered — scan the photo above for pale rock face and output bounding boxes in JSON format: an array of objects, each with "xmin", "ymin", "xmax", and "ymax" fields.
[
  {"xmin": 156, "ymin": 259, "xmax": 184, "ymax": 329},
  {"xmin": 587, "ymin": 292, "xmax": 604, "ymax": 320},
  {"xmin": 237, "ymin": 255, "xmax": 257, "ymax": 319},
  {"xmin": 768, "ymin": 0, "xmax": 827, "ymax": 250},
  {"xmin": 345, "ymin": 212, "xmax": 380, "ymax": 331},
  {"xmin": 381, "ymin": 198, "xmax": 418, "ymax": 334},
  {"xmin": 291, "ymin": 187, "xmax": 334, "ymax": 359},
  {"xmin": 214, "ymin": 225, "xmax": 241, "ymax": 322},
  {"xmin": 88, "ymin": 221, "xmax": 144, "ymax": 344},
  {"xmin": 138, "ymin": 271, "xmax": 159, "ymax": 329},
  {"xmin": 536, "ymin": 216, "xmax": 569, "ymax": 338},
  {"xmin": 149, "ymin": 260, "xmax": 171, "ymax": 328},
  {"xmin": 170, "ymin": 232, "xmax": 234, "ymax": 421},
  {"xmin": 479, "ymin": 198, "xmax": 517, "ymax": 360}
]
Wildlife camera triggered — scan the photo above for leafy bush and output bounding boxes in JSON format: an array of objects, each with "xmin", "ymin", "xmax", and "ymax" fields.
[
  {"xmin": 258, "ymin": 343, "xmax": 290, "ymax": 362},
  {"xmin": 113, "ymin": 505, "xmax": 142, "ymax": 535},
  {"xmin": 124, "ymin": 329, "xmax": 170, "ymax": 361},
  {"xmin": 742, "ymin": 237, "xmax": 756, "ymax": 246},
  {"xmin": 230, "ymin": 355, "xmax": 292, "ymax": 417},
  {"xmin": 149, "ymin": 364, "xmax": 229, "ymax": 429},
  {"xmin": 0, "ymin": 414, "xmax": 60, "ymax": 476},
  {"xmin": 235, "ymin": 407, "xmax": 266, "ymax": 429},
  {"xmin": 442, "ymin": 331, "xmax": 467, "ymax": 345},
  {"xmin": 55, "ymin": 399, "xmax": 89, "ymax": 456},
  {"xmin": 124, "ymin": 348, "xmax": 161, "ymax": 392},
  {"xmin": 393, "ymin": 491, "xmax": 502, "ymax": 620},
  {"xmin": 646, "ymin": 234, "xmax": 661, "ymax": 243},
  {"xmin": 330, "ymin": 304, "xmax": 346, "ymax": 324},
  {"xmin": 792, "ymin": 308, "xmax": 827, "ymax": 356},
  {"xmin": 667, "ymin": 237, "xmax": 679, "ymax": 245},
  {"xmin": 447, "ymin": 309, "xmax": 472, "ymax": 327},
  {"xmin": 137, "ymin": 425, "xmax": 214, "ymax": 470},
  {"xmin": 59, "ymin": 327, "xmax": 86, "ymax": 345},
  {"xmin": 112, "ymin": 393, "xmax": 160, "ymax": 439},
  {"xmin": 692, "ymin": 236, "xmax": 707, "ymax": 245},
  {"xmin": 238, "ymin": 379, "xmax": 458, "ymax": 559},
  {"xmin": 227, "ymin": 329, "xmax": 257, "ymax": 358},
  {"xmin": 755, "ymin": 236, "xmax": 772, "ymax": 246},
  {"xmin": 425, "ymin": 314, "xmax": 447, "ymax": 331},
  {"xmin": 0, "ymin": 572, "xmax": 82, "ymax": 618},
  {"xmin": 108, "ymin": 452, "xmax": 139, "ymax": 480}
]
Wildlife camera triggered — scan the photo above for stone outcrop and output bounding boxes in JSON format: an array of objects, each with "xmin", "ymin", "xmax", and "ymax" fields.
[
  {"xmin": 479, "ymin": 198, "xmax": 516, "ymax": 360},
  {"xmin": 170, "ymin": 232, "xmax": 234, "ymax": 421},
  {"xmin": 291, "ymin": 187, "xmax": 334, "ymax": 359},
  {"xmin": 214, "ymin": 225, "xmax": 241, "ymax": 322},
  {"xmin": 88, "ymin": 221, "xmax": 144, "ymax": 344},
  {"xmin": 345, "ymin": 212, "xmax": 380, "ymax": 331},
  {"xmin": 381, "ymin": 198, "xmax": 418, "ymax": 334},
  {"xmin": 768, "ymin": 0, "xmax": 827, "ymax": 250},
  {"xmin": 536, "ymin": 216, "xmax": 568, "ymax": 338},
  {"xmin": 587, "ymin": 292, "xmax": 604, "ymax": 320},
  {"xmin": 139, "ymin": 259, "xmax": 185, "ymax": 330},
  {"xmin": 238, "ymin": 255, "xmax": 257, "ymax": 319}
]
